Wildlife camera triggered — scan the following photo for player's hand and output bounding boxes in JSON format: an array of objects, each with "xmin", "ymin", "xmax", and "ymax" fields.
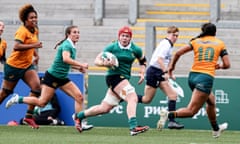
[
  {"xmin": 81, "ymin": 63, "xmax": 89, "ymax": 69},
  {"xmin": 168, "ymin": 70, "xmax": 176, "ymax": 80},
  {"xmin": 215, "ymin": 63, "xmax": 221, "ymax": 69},
  {"xmin": 103, "ymin": 59, "xmax": 115, "ymax": 67},
  {"xmin": 79, "ymin": 63, "xmax": 88, "ymax": 73},
  {"xmin": 34, "ymin": 42, "xmax": 43, "ymax": 49},
  {"xmin": 32, "ymin": 56, "xmax": 39, "ymax": 65},
  {"xmin": 138, "ymin": 73, "xmax": 144, "ymax": 84},
  {"xmin": 79, "ymin": 67, "xmax": 87, "ymax": 73}
]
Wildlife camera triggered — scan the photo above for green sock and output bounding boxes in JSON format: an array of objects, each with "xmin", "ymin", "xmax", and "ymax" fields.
[
  {"xmin": 76, "ymin": 111, "xmax": 86, "ymax": 120},
  {"xmin": 128, "ymin": 117, "xmax": 137, "ymax": 130},
  {"xmin": 211, "ymin": 122, "xmax": 219, "ymax": 131},
  {"xmin": 18, "ymin": 96, "xmax": 24, "ymax": 103}
]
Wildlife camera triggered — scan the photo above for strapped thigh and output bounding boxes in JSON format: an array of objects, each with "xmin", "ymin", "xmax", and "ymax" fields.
[
  {"xmin": 103, "ymin": 92, "xmax": 121, "ymax": 106},
  {"xmin": 119, "ymin": 84, "xmax": 135, "ymax": 100}
]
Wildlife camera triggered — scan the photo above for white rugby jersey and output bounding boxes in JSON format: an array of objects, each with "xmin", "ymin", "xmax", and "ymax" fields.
[{"xmin": 149, "ymin": 38, "xmax": 173, "ymax": 69}]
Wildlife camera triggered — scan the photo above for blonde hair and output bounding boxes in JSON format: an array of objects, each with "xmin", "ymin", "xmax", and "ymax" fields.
[{"xmin": 167, "ymin": 26, "xmax": 179, "ymax": 34}]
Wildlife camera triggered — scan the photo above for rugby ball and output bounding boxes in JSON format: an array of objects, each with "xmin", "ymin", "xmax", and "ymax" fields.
[{"xmin": 101, "ymin": 52, "xmax": 119, "ymax": 67}]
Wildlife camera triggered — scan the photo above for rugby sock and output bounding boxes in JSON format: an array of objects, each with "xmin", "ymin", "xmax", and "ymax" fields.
[
  {"xmin": 168, "ymin": 100, "xmax": 176, "ymax": 122},
  {"xmin": 76, "ymin": 111, "xmax": 86, "ymax": 120},
  {"xmin": 128, "ymin": 117, "xmax": 137, "ymax": 130},
  {"xmin": 19, "ymin": 96, "xmax": 24, "ymax": 103},
  {"xmin": 25, "ymin": 110, "xmax": 34, "ymax": 118},
  {"xmin": 137, "ymin": 94, "xmax": 143, "ymax": 103},
  {"xmin": 168, "ymin": 112, "xmax": 177, "ymax": 120},
  {"xmin": 211, "ymin": 121, "xmax": 219, "ymax": 131}
]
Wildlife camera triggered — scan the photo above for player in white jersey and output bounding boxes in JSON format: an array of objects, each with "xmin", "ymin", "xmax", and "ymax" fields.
[{"xmin": 138, "ymin": 26, "xmax": 184, "ymax": 130}]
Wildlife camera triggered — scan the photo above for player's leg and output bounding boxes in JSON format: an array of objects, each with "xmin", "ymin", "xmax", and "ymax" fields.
[
  {"xmin": 159, "ymin": 81, "xmax": 184, "ymax": 129},
  {"xmin": 206, "ymin": 92, "xmax": 228, "ymax": 138},
  {"xmin": 137, "ymin": 66, "xmax": 159, "ymax": 104},
  {"xmin": 0, "ymin": 63, "xmax": 20, "ymax": 104},
  {"xmin": 73, "ymin": 88, "xmax": 116, "ymax": 133},
  {"xmin": 21, "ymin": 69, "xmax": 42, "ymax": 129},
  {"xmin": 61, "ymin": 81, "xmax": 84, "ymax": 113},
  {"xmin": 158, "ymin": 89, "xmax": 208, "ymax": 130},
  {"xmin": 139, "ymin": 85, "xmax": 157, "ymax": 104},
  {"xmin": 115, "ymin": 79, "xmax": 149, "ymax": 136},
  {"xmin": 61, "ymin": 81, "xmax": 84, "ymax": 132},
  {"xmin": 0, "ymin": 80, "xmax": 17, "ymax": 104},
  {"xmin": 176, "ymin": 90, "xmax": 208, "ymax": 117}
]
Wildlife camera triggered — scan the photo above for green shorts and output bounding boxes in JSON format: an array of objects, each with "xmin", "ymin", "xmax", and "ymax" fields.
[
  {"xmin": 4, "ymin": 63, "xmax": 35, "ymax": 82},
  {"xmin": 188, "ymin": 72, "xmax": 214, "ymax": 94}
]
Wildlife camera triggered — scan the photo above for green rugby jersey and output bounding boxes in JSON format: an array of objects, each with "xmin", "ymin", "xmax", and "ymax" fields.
[
  {"xmin": 48, "ymin": 39, "xmax": 76, "ymax": 79},
  {"xmin": 103, "ymin": 41, "xmax": 143, "ymax": 79}
]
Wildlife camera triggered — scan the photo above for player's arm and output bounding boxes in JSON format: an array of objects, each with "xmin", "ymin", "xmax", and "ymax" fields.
[
  {"xmin": 62, "ymin": 51, "xmax": 88, "ymax": 72},
  {"xmin": 137, "ymin": 56, "xmax": 147, "ymax": 84},
  {"xmin": 33, "ymin": 49, "xmax": 39, "ymax": 65},
  {"xmin": 13, "ymin": 40, "xmax": 42, "ymax": 51},
  {"xmin": 94, "ymin": 52, "xmax": 105, "ymax": 67},
  {"xmin": 216, "ymin": 49, "xmax": 230, "ymax": 69},
  {"xmin": 220, "ymin": 55, "xmax": 230, "ymax": 69},
  {"xmin": 168, "ymin": 44, "xmax": 192, "ymax": 78}
]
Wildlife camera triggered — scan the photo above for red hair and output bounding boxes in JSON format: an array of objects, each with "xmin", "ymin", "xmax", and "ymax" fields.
[{"xmin": 118, "ymin": 26, "xmax": 132, "ymax": 38}]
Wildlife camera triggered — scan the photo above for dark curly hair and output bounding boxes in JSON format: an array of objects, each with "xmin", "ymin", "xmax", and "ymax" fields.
[
  {"xmin": 191, "ymin": 23, "xmax": 216, "ymax": 41},
  {"xmin": 19, "ymin": 4, "xmax": 37, "ymax": 24}
]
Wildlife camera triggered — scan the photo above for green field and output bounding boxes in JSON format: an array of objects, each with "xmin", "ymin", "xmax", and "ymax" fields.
[{"xmin": 0, "ymin": 125, "xmax": 239, "ymax": 144}]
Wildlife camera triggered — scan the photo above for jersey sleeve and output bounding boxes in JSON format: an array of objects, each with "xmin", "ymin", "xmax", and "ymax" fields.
[
  {"xmin": 103, "ymin": 42, "xmax": 115, "ymax": 52},
  {"xmin": 62, "ymin": 44, "xmax": 72, "ymax": 52},
  {"xmin": 132, "ymin": 42, "xmax": 143, "ymax": 59},
  {"xmin": 219, "ymin": 41, "xmax": 228, "ymax": 57},
  {"xmin": 14, "ymin": 27, "xmax": 27, "ymax": 43}
]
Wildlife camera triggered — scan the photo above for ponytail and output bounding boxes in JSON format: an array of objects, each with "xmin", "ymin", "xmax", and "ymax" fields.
[
  {"xmin": 190, "ymin": 23, "xmax": 216, "ymax": 41},
  {"xmin": 53, "ymin": 25, "xmax": 78, "ymax": 49},
  {"xmin": 54, "ymin": 38, "xmax": 66, "ymax": 49}
]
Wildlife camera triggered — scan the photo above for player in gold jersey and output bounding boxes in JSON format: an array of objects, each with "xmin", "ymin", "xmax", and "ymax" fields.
[
  {"xmin": 158, "ymin": 23, "xmax": 230, "ymax": 138},
  {"xmin": 0, "ymin": 21, "xmax": 7, "ymax": 64},
  {"xmin": 0, "ymin": 4, "xmax": 42, "ymax": 129}
]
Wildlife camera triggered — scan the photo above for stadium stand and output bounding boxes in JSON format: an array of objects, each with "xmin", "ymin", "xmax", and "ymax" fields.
[{"xmin": 0, "ymin": 0, "xmax": 240, "ymax": 75}]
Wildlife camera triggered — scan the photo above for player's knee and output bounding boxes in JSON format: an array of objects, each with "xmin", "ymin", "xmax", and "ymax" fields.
[
  {"xmin": 120, "ymin": 84, "xmax": 135, "ymax": 99},
  {"xmin": 0, "ymin": 88, "xmax": 13, "ymax": 104},
  {"xmin": 142, "ymin": 97, "xmax": 152, "ymax": 104},
  {"xmin": 190, "ymin": 109, "xmax": 199, "ymax": 116},
  {"xmin": 76, "ymin": 94, "xmax": 84, "ymax": 103},
  {"xmin": 30, "ymin": 89, "xmax": 41, "ymax": 97},
  {"xmin": 168, "ymin": 93, "xmax": 178, "ymax": 101},
  {"xmin": 38, "ymin": 100, "xmax": 49, "ymax": 107},
  {"xmin": 2, "ymin": 88, "xmax": 13, "ymax": 97}
]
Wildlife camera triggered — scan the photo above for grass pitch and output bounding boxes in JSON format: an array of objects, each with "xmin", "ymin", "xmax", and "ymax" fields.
[{"xmin": 0, "ymin": 125, "xmax": 239, "ymax": 144}]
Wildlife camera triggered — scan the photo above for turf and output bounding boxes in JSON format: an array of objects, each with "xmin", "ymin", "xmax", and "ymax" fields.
[{"xmin": 0, "ymin": 125, "xmax": 239, "ymax": 144}]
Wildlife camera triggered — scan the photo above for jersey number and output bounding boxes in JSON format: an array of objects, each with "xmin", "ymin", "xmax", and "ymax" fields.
[{"xmin": 198, "ymin": 47, "xmax": 214, "ymax": 62}]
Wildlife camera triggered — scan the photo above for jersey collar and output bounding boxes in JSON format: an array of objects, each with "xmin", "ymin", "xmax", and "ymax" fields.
[
  {"xmin": 118, "ymin": 41, "xmax": 131, "ymax": 50},
  {"xmin": 67, "ymin": 38, "xmax": 76, "ymax": 49},
  {"xmin": 165, "ymin": 38, "xmax": 173, "ymax": 47}
]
